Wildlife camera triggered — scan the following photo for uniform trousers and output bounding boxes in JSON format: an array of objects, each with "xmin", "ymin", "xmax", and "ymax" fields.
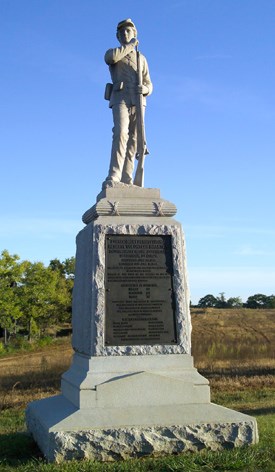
[{"xmin": 107, "ymin": 103, "xmax": 138, "ymax": 184}]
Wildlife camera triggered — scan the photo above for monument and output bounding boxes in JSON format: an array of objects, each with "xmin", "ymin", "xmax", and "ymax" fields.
[{"xmin": 26, "ymin": 19, "xmax": 258, "ymax": 462}]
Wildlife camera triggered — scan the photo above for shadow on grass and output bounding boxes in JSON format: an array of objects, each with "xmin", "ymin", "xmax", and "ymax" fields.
[
  {"xmin": 240, "ymin": 406, "xmax": 275, "ymax": 416},
  {"xmin": 200, "ymin": 366, "xmax": 275, "ymax": 378},
  {"xmin": 0, "ymin": 431, "xmax": 42, "ymax": 465}
]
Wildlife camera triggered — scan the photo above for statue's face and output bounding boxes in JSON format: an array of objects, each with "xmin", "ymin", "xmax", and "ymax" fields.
[{"xmin": 118, "ymin": 26, "xmax": 135, "ymax": 45}]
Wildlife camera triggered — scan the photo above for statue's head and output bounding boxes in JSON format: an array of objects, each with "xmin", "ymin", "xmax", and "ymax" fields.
[{"xmin": 116, "ymin": 18, "xmax": 137, "ymax": 44}]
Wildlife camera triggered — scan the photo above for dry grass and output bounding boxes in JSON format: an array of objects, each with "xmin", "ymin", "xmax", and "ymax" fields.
[
  {"xmin": 0, "ymin": 340, "xmax": 72, "ymax": 410},
  {"xmin": 0, "ymin": 308, "xmax": 274, "ymax": 411},
  {"xmin": 192, "ymin": 309, "xmax": 275, "ymax": 362},
  {"xmin": 192, "ymin": 307, "xmax": 275, "ymax": 358},
  {"xmin": 191, "ymin": 307, "xmax": 275, "ymax": 397}
]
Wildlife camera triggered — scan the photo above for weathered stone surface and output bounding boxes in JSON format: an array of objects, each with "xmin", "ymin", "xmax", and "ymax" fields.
[
  {"xmin": 49, "ymin": 422, "xmax": 256, "ymax": 462},
  {"xmin": 26, "ymin": 394, "xmax": 258, "ymax": 463},
  {"xmin": 97, "ymin": 183, "xmax": 160, "ymax": 201},
  {"xmin": 61, "ymin": 354, "xmax": 210, "ymax": 409},
  {"xmin": 82, "ymin": 186, "xmax": 177, "ymax": 223},
  {"xmin": 72, "ymin": 218, "xmax": 191, "ymax": 357}
]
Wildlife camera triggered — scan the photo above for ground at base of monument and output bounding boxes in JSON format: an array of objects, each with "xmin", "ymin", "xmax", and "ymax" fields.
[{"xmin": 26, "ymin": 394, "xmax": 258, "ymax": 463}]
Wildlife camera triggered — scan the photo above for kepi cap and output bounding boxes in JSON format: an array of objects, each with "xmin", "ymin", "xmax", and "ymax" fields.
[{"xmin": 117, "ymin": 18, "xmax": 136, "ymax": 31}]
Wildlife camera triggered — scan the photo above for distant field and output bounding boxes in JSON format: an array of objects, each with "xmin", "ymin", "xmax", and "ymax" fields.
[
  {"xmin": 192, "ymin": 307, "xmax": 275, "ymax": 395},
  {"xmin": 192, "ymin": 307, "xmax": 275, "ymax": 363},
  {"xmin": 0, "ymin": 339, "xmax": 72, "ymax": 409}
]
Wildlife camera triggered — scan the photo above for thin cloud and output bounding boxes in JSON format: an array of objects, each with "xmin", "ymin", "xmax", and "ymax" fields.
[
  {"xmin": 190, "ymin": 266, "xmax": 275, "ymax": 283},
  {"xmin": 189, "ymin": 266, "xmax": 275, "ymax": 302},
  {"xmin": 234, "ymin": 245, "xmax": 275, "ymax": 257},
  {"xmin": 186, "ymin": 224, "xmax": 275, "ymax": 239},
  {"xmin": 155, "ymin": 75, "xmax": 275, "ymax": 119},
  {"xmin": 195, "ymin": 54, "xmax": 232, "ymax": 60},
  {"xmin": 0, "ymin": 217, "xmax": 82, "ymax": 238}
]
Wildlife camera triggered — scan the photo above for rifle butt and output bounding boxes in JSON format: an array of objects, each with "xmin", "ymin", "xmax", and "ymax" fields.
[{"xmin": 134, "ymin": 157, "xmax": 144, "ymax": 187}]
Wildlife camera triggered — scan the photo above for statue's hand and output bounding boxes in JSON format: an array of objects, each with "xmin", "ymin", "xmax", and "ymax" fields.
[
  {"xmin": 137, "ymin": 85, "xmax": 149, "ymax": 95},
  {"xmin": 129, "ymin": 38, "xmax": 139, "ymax": 47}
]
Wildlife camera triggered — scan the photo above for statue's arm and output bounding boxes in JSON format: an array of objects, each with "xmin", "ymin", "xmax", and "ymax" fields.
[
  {"xmin": 141, "ymin": 56, "xmax": 153, "ymax": 96},
  {"xmin": 105, "ymin": 44, "xmax": 135, "ymax": 65}
]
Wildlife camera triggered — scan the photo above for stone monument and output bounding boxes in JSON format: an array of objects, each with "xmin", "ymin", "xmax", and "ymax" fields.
[{"xmin": 26, "ymin": 19, "xmax": 258, "ymax": 462}]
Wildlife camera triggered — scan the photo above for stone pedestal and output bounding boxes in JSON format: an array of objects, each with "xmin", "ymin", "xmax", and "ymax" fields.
[{"xmin": 26, "ymin": 185, "xmax": 258, "ymax": 462}]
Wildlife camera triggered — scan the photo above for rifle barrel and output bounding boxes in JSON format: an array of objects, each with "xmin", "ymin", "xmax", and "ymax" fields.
[{"xmin": 134, "ymin": 48, "xmax": 146, "ymax": 187}]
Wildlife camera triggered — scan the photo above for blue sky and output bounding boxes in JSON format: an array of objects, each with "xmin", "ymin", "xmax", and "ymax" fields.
[{"xmin": 1, "ymin": 0, "xmax": 274, "ymax": 303}]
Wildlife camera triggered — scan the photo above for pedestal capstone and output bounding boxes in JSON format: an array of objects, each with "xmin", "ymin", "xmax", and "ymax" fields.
[{"xmin": 26, "ymin": 184, "xmax": 258, "ymax": 462}]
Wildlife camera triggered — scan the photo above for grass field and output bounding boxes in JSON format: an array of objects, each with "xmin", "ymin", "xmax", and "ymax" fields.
[{"xmin": 0, "ymin": 308, "xmax": 274, "ymax": 471}]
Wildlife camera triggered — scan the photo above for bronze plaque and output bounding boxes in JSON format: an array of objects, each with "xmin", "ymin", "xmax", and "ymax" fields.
[{"xmin": 105, "ymin": 235, "xmax": 177, "ymax": 346}]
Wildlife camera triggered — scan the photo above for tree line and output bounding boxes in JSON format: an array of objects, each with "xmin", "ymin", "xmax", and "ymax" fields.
[
  {"xmin": 196, "ymin": 292, "xmax": 275, "ymax": 309},
  {"xmin": 0, "ymin": 250, "xmax": 75, "ymax": 344}
]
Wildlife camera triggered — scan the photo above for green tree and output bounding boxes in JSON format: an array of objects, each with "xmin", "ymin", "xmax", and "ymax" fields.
[
  {"xmin": 227, "ymin": 296, "xmax": 243, "ymax": 308},
  {"xmin": 49, "ymin": 257, "xmax": 75, "ymax": 279},
  {"xmin": 215, "ymin": 292, "xmax": 228, "ymax": 308},
  {"xmin": 198, "ymin": 294, "xmax": 218, "ymax": 308},
  {"xmin": 245, "ymin": 294, "xmax": 269, "ymax": 309},
  {"xmin": 63, "ymin": 257, "xmax": 75, "ymax": 279},
  {"xmin": 49, "ymin": 257, "xmax": 74, "ymax": 321},
  {"xmin": 51, "ymin": 273, "xmax": 73, "ymax": 326},
  {"xmin": 49, "ymin": 258, "xmax": 65, "ymax": 276},
  {"xmin": 20, "ymin": 261, "xmax": 71, "ymax": 339},
  {"xmin": 0, "ymin": 250, "xmax": 26, "ymax": 343},
  {"xmin": 266, "ymin": 295, "xmax": 275, "ymax": 308}
]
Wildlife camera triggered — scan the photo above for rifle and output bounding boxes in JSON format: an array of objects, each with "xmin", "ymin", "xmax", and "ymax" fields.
[{"xmin": 133, "ymin": 46, "xmax": 148, "ymax": 187}]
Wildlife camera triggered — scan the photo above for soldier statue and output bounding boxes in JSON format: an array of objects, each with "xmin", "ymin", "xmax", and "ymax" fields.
[{"xmin": 103, "ymin": 19, "xmax": 153, "ymax": 187}]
